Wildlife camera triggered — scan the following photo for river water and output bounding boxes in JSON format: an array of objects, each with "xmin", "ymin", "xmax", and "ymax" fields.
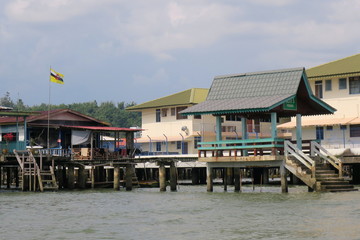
[{"xmin": 1, "ymin": 185, "xmax": 360, "ymax": 240}]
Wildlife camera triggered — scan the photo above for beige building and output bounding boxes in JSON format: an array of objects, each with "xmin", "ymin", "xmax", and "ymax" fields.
[
  {"xmin": 278, "ymin": 54, "xmax": 360, "ymax": 152},
  {"xmin": 127, "ymin": 88, "xmax": 273, "ymax": 155}
]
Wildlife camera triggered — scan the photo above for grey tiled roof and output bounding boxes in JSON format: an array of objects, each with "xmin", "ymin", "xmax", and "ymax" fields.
[{"xmin": 182, "ymin": 68, "xmax": 303, "ymax": 114}]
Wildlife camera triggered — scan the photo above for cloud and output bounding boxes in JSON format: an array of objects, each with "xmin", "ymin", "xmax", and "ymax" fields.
[
  {"xmin": 132, "ymin": 68, "xmax": 168, "ymax": 85},
  {"xmin": 114, "ymin": 1, "xmax": 249, "ymax": 60},
  {"xmin": 5, "ymin": 0, "xmax": 119, "ymax": 22}
]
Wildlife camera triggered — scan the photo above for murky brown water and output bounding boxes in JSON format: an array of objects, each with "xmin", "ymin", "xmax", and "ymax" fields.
[{"xmin": 1, "ymin": 185, "xmax": 360, "ymax": 240}]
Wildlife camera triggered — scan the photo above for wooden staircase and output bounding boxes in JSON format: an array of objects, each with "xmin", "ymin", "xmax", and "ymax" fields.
[
  {"xmin": 284, "ymin": 141, "xmax": 357, "ymax": 192},
  {"xmin": 14, "ymin": 150, "xmax": 58, "ymax": 192}
]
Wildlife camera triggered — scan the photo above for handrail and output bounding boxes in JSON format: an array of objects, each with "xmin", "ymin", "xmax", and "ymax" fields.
[
  {"xmin": 198, "ymin": 138, "xmax": 285, "ymax": 146},
  {"xmin": 284, "ymin": 140, "xmax": 315, "ymax": 176},
  {"xmin": 311, "ymin": 141, "xmax": 343, "ymax": 177}
]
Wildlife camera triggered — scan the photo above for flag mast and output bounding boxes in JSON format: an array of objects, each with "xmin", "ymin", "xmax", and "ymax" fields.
[{"xmin": 47, "ymin": 66, "xmax": 51, "ymax": 152}]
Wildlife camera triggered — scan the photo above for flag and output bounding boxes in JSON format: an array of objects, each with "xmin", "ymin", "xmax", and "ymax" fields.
[{"xmin": 50, "ymin": 68, "xmax": 64, "ymax": 84}]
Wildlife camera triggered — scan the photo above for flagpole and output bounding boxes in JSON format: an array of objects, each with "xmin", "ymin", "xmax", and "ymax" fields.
[{"xmin": 48, "ymin": 66, "xmax": 51, "ymax": 153}]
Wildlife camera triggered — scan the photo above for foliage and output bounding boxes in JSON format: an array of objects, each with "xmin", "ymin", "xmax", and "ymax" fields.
[{"xmin": 0, "ymin": 92, "xmax": 141, "ymax": 128}]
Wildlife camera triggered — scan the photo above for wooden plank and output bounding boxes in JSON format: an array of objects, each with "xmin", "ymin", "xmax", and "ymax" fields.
[{"xmin": 198, "ymin": 144, "xmax": 284, "ymax": 150}]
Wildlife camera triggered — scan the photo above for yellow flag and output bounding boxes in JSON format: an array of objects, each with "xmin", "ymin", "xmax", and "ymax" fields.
[{"xmin": 50, "ymin": 68, "xmax": 64, "ymax": 84}]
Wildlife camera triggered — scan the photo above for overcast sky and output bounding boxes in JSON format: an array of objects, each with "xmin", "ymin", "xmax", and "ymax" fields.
[{"xmin": 1, "ymin": 0, "xmax": 360, "ymax": 106}]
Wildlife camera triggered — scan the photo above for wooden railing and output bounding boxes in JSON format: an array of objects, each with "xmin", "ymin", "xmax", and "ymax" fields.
[
  {"xmin": 284, "ymin": 140, "xmax": 315, "ymax": 177},
  {"xmin": 197, "ymin": 138, "xmax": 285, "ymax": 157},
  {"xmin": 311, "ymin": 141, "xmax": 343, "ymax": 177}
]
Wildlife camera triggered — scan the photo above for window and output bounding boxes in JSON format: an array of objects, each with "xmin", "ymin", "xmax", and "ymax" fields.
[
  {"xmin": 156, "ymin": 142, "xmax": 161, "ymax": 151},
  {"xmin": 339, "ymin": 78, "xmax": 347, "ymax": 89},
  {"xmin": 316, "ymin": 126, "xmax": 324, "ymax": 140},
  {"xmin": 176, "ymin": 141, "xmax": 182, "ymax": 149},
  {"xmin": 194, "ymin": 136, "xmax": 201, "ymax": 149},
  {"xmin": 194, "ymin": 115, "xmax": 201, "ymax": 119},
  {"xmin": 226, "ymin": 115, "xmax": 241, "ymax": 121},
  {"xmin": 176, "ymin": 107, "xmax": 188, "ymax": 120},
  {"xmin": 349, "ymin": 76, "xmax": 360, "ymax": 94},
  {"xmin": 156, "ymin": 109, "xmax": 161, "ymax": 122},
  {"xmin": 315, "ymin": 81, "xmax": 323, "ymax": 98},
  {"xmin": 326, "ymin": 126, "xmax": 333, "ymax": 131},
  {"xmin": 171, "ymin": 108, "xmax": 176, "ymax": 116},
  {"xmin": 350, "ymin": 125, "xmax": 360, "ymax": 137},
  {"xmin": 161, "ymin": 108, "xmax": 168, "ymax": 117},
  {"xmin": 325, "ymin": 80, "xmax": 332, "ymax": 91},
  {"xmin": 340, "ymin": 125, "xmax": 347, "ymax": 130}
]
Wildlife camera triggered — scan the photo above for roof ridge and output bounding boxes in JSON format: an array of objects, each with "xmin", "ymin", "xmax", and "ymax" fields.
[{"xmin": 214, "ymin": 67, "xmax": 304, "ymax": 79}]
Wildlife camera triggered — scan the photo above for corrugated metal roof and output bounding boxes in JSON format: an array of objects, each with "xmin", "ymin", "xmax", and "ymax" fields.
[
  {"xmin": 306, "ymin": 53, "xmax": 360, "ymax": 78},
  {"xmin": 61, "ymin": 125, "xmax": 143, "ymax": 132},
  {"xmin": 208, "ymin": 68, "xmax": 302, "ymax": 100},
  {"xmin": 181, "ymin": 67, "xmax": 335, "ymax": 116},
  {"xmin": 126, "ymin": 88, "xmax": 209, "ymax": 111}
]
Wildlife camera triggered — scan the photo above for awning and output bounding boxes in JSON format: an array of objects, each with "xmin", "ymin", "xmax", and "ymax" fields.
[
  {"xmin": 278, "ymin": 117, "xmax": 357, "ymax": 129},
  {"xmin": 136, "ymin": 135, "xmax": 193, "ymax": 143}
]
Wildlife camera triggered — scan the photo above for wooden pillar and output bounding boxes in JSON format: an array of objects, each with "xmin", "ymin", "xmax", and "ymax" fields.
[
  {"xmin": 0, "ymin": 167, "xmax": 2, "ymax": 189},
  {"xmin": 296, "ymin": 114, "xmax": 302, "ymax": 150},
  {"xmin": 62, "ymin": 166, "xmax": 67, "ymax": 188},
  {"xmin": 280, "ymin": 163, "xmax": 288, "ymax": 193},
  {"xmin": 206, "ymin": 164, "xmax": 213, "ymax": 192},
  {"xmin": 125, "ymin": 164, "xmax": 133, "ymax": 191},
  {"xmin": 6, "ymin": 167, "xmax": 11, "ymax": 189},
  {"xmin": 191, "ymin": 168, "xmax": 199, "ymax": 185},
  {"xmin": 113, "ymin": 166, "xmax": 120, "ymax": 190},
  {"xmin": 223, "ymin": 168, "xmax": 228, "ymax": 191},
  {"xmin": 262, "ymin": 168, "xmax": 269, "ymax": 185},
  {"xmin": 159, "ymin": 162, "xmax": 166, "ymax": 192},
  {"xmin": 170, "ymin": 162, "xmax": 177, "ymax": 191},
  {"xmin": 241, "ymin": 117, "xmax": 248, "ymax": 156},
  {"xmin": 126, "ymin": 132, "xmax": 135, "ymax": 157},
  {"xmin": 77, "ymin": 165, "xmax": 86, "ymax": 189},
  {"xmin": 67, "ymin": 165, "xmax": 75, "ymax": 189},
  {"xmin": 234, "ymin": 168, "xmax": 241, "ymax": 192},
  {"xmin": 91, "ymin": 166, "xmax": 95, "ymax": 189},
  {"xmin": 15, "ymin": 167, "xmax": 19, "ymax": 188},
  {"xmin": 226, "ymin": 168, "xmax": 234, "ymax": 185}
]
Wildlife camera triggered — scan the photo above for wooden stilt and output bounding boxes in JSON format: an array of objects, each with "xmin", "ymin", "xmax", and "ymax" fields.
[
  {"xmin": 159, "ymin": 162, "xmax": 166, "ymax": 192},
  {"xmin": 280, "ymin": 164, "xmax": 288, "ymax": 193},
  {"xmin": 91, "ymin": 166, "xmax": 95, "ymax": 189},
  {"xmin": 77, "ymin": 165, "xmax": 86, "ymax": 189},
  {"xmin": 223, "ymin": 168, "xmax": 228, "ymax": 192},
  {"xmin": 234, "ymin": 168, "xmax": 241, "ymax": 192},
  {"xmin": 6, "ymin": 167, "xmax": 11, "ymax": 189},
  {"xmin": 125, "ymin": 164, "xmax": 133, "ymax": 191},
  {"xmin": 206, "ymin": 165, "xmax": 213, "ymax": 192},
  {"xmin": 170, "ymin": 161, "xmax": 177, "ymax": 192},
  {"xmin": 114, "ymin": 166, "xmax": 120, "ymax": 190},
  {"xmin": 67, "ymin": 165, "xmax": 75, "ymax": 189}
]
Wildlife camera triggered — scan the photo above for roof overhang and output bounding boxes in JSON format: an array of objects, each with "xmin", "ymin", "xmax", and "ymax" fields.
[{"xmin": 60, "ymin": 125, "xmax": 143, "ymax": 132}]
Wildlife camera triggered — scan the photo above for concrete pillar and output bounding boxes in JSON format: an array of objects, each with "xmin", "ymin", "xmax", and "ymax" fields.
[
  {"xmin": 113, "ymin": 166, "xmax": 120, "ymax": 190},
  {"xmin": 77, "ymin": 165, "xmax": 86, "ymax": 189},
  {"xmin": 191, "ymin": 168, "xmax": 199, "ymax": 184},
  {"xmin": 170, "ymin": 162, "xmax": 177, "ymax": 191},
  {"xmin": 234, "ymin": 168, "xmax": 241, "ymax": 192},
  {"xmin": 67, "ymin": 165, "xmax": 75, "ymax": 189},
  {"xmin": 159, "ymin": 163, "xmax": 166, "ymax": 192},
  {"xmin": 280, "ymin": 164, "xmax": 288, "ymax": 193},
  {"xmin": 206, "ymin": 164, "xmax": 213, "ymax": 192},
  {"xmin": 125, "ymin": 165, "xmax": 133, "ymax": 191}
]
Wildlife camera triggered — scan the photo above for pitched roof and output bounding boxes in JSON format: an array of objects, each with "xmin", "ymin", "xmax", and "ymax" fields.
[
  {"xmin": 306, "ymin": 53, "xmax": 360, "ymax": 78},
  {"xmin": 0, "ymin": 109, "xmax": 109, "ymax": 126},
  {"xmin": 126, "ymin": 88, "xmax": 209, "ymax": 111},
  {"xmin": 181, "ymin": 68, "xmax": 335, "ymax": 117}
]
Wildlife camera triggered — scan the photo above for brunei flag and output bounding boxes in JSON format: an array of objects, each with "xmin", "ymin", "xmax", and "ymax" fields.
[{"xmin": 50, "ymin": 68, "xmax": 64, "ymax": 84}]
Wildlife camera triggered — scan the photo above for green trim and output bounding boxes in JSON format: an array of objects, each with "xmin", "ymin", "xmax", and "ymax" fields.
[{"xmin": 302, "ymin": 72, "xmax": 336, "ymax": 113}]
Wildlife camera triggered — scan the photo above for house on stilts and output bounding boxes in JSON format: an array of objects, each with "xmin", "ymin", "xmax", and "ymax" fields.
[{"xmin": 181, "ymin": 67, "xmax": 357, "ymax": 192}]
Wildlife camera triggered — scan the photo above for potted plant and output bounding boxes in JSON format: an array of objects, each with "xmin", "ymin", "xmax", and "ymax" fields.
[{"xmin": 2, "ymin": 133, "xmax": 14, "ymax": 154}]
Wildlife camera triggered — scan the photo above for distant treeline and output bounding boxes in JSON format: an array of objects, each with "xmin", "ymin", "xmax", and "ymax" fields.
[{"xmin": 0, "ymin": 92, "xmax": 141, "ymax": 128}]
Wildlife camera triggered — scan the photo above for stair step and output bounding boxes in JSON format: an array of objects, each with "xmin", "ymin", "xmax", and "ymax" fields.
[
  {"xmin": 320, "ymin": 181, "xmax": 350, "ymax": 185},
  {"xmin": 324, "ymin": 188, "xmax": 358, "ymax": 192},
  {"xmin": 322, "ymin": 184, "xmax": 354, "ymax": 190}
]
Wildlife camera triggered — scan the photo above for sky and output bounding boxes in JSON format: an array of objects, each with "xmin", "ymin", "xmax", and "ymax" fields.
[{"xmin": 1, "ymin": 0, "xmax": 360, "ymax": 106}]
